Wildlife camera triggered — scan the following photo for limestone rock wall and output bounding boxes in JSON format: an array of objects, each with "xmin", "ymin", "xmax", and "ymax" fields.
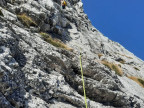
[{"xmin": 0, "ymin": 0, "xmax": 144, "ymax": 108}]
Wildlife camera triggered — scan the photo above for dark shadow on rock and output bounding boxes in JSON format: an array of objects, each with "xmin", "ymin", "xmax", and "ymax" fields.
[
  {"xmin": 9, "ymin": 38, "xmax": 27, "ymax": 67},
  {"xmin": 0, "ymin": 34, "xmax": 27, "ymax": 68},
  {"xmin": 46, "ymin": 23, "xmax": 72, "ymax": 43},
  {"xmin": 0, "ymin": 25, "xmax": 28, "ymax": 107}
]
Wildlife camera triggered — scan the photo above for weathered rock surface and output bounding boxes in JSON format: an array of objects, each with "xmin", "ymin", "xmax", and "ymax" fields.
[{"xmin": 0, "ymin": 0, "xmax": 144, "ymax": 108}]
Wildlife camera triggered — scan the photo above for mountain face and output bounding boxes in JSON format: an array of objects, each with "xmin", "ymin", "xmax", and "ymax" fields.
[{"xmin": 0, "ymin": 0, "xmax": 144, "ymax": 108}]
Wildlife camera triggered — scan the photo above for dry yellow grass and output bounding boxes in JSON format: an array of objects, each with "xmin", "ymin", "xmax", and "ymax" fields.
[
  {"xmin": 98, "ymin": 54, "xmax": 103, "ymax": 59},
  {"xmin": 17, "ymin": 13, "xmax": 37, "ymax": 27},
  {"xmin": 40, "ymin": 32, "xmax": 73, "ymax": 51},
  {"xmin": 127, "ymin": 76, "xmax": 144, "ymax": 88},
  {"xmin": 101, "ymin": 60, "xmax": 123, "ymax": 76}
]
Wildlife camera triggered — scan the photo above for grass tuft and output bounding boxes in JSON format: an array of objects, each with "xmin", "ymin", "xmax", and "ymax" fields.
[
  {"xmin": 98, "ymin": 54, "xmax": 103, "ymax": 59},
  {"xmin": 17, "ymin": 13, "xmax": 37, "ymax": 28},
  {"xmin": 101, "ymin": 60, "xmax": 123, "ymax": 76},
  {"xmin": 127, "ymin": 76, "xmax": 144, "ymax": 88},
  {"xmin": 40, "ymin": 32, "xmax": 73, "ymax": 51},
  {"xmin": 138, "ymin": 78, "xmax": 144, "ymax": 87}
]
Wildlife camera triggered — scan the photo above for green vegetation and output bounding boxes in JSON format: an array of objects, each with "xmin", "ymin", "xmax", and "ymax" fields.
[
  {"xmin": 138, "ymin": 78, "xmax": 144, "ymax": 87},
  {"xmin": 128, "ymin": 76, "xmax": 144, "ymax": 88},
  {"xmin": 40, "ymin": 32, "xmax": 73, "ymax": 51},
  {"xmin": 134, "ymin": 67, "xmax": 140, "ymax": 71},
  {"xmin": 101, "ymin": 60, "xmax": 123, "ymax": 76},
  {"xmin": 111, "ymin": 65, "xmax": 122, "ymax": 76},
  {"xmin": 118, "ymin": 64, "xmax": 121, "ymax": 67},
  {"xmin": 0, "ymin": 9, "xmax": 4, "ymax": 16},
  {"xmin": 17, "ymin": 13, "xmax": 37, "ymax": 27}
]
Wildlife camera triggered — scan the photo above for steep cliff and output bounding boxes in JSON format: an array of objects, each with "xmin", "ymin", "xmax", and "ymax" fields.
[{"xmin": 0, "ymin": 0, "xmax": 144, "ymax": 108}]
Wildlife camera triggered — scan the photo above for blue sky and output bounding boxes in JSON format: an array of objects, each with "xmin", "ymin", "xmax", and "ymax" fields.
[{"xmin": 82, "ymin": 0, "xmax": 144, "ymax": 60}]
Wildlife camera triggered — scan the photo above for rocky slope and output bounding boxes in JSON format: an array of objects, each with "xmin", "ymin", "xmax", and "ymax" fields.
[{"xmin": 0, "ymin": 0, "xmax": 144, "ymax": 108}]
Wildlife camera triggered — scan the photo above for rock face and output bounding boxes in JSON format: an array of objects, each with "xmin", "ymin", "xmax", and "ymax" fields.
[{"xmin": 0, "ymin": 0, "xmax": 144, "ymax": 108}]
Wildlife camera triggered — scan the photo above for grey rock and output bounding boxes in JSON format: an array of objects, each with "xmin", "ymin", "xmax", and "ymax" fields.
[
  {"xmin": 0, "ymin": 0, "xmax": 6, "ymax": 6},
  {"xmin": 0, "ymin": 0, "xmax": 144, "ymax": 108},
  {"xmin": 41, "ymin": 24, "xmax": 50, "ymax": 32}
]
